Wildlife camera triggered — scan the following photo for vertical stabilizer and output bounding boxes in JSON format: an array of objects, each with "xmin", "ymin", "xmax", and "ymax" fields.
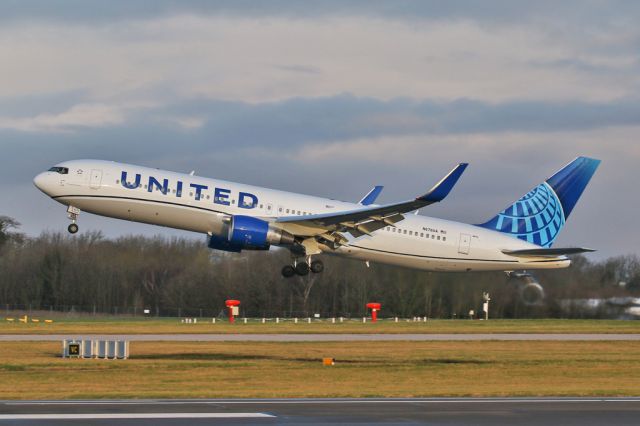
[{"xmin": 478, "ymin": 157, "xmax": 600, "ymax": 247}]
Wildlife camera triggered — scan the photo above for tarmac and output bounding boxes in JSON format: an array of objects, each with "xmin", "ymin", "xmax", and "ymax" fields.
[
  {"xmin": 2, "ymin": 398, "xmax": 640, "ymax": 425},
  {"xmin": 1, "ymin": 333, "xmax": 640, "ymax": 341}
]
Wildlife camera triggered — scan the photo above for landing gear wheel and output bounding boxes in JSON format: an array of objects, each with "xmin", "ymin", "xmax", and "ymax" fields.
[
  {"xmin": 295, "ymin": 262, "xmax": 310, "ymax": 276},
  {"xmin": 310, "ymin": 260, "xmax": 324, "ymax": 273},
  {"xmin": 67, "ymin": 223, "xmax": 79, "ymax": 234},
  {"xmin": 281, "ymin": 265, "xmax": 295, "ymax": 278}
]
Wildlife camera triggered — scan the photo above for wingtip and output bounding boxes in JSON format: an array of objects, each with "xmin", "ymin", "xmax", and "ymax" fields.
[{"xmin": 419, "ymin": 162, "xmax": 468, "ymax": 203}]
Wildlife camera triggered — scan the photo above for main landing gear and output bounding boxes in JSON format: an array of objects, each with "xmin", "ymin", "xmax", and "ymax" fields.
[
  {"xmin": 282, "ymin": 258, "xmax": 324, "ymax": 278},
  {"xmin": 67, "ymin": 205, "xmax": 81, "ymax": 234}
]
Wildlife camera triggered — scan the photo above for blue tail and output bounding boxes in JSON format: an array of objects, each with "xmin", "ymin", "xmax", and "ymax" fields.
[{"xmin": 478, "ymin": 157, "xmax": 601, "ymax": 247}]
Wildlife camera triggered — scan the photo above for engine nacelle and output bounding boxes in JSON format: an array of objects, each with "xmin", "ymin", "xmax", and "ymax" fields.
[
  {"xmin": 507, "ymin": 272, "xmax": 545, "ymax": 306},
  {"xmin": 208, "ymin": 215, "xmax": 295, "ymax": 252},
  {"xmin": 208, "ymin": 235, "xmax": 244, "ymax": 253},
  {"xmin": 519, "ymin": 282, "xmax": 545, "ymax": 306}
]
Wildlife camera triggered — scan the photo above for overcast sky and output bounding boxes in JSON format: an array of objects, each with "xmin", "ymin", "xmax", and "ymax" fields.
[{"xmin": 1, "ymin": 1, "xmax": 638, "ymax": 258}]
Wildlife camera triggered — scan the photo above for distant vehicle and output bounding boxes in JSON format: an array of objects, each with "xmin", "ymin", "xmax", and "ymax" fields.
[{"xmin": 34, "ymin": 157, "xmax": 600, "ymax": 302}]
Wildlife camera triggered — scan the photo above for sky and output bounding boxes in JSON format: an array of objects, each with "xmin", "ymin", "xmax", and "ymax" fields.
[{"xmin": 1, "ymin": 0, "xmax": 639, "ymax": 258}]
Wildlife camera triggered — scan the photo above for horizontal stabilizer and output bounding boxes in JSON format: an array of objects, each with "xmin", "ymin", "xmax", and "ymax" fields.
[{"xmin": 503, "ymin": 247, "xmax": 595, "ymax": 258}]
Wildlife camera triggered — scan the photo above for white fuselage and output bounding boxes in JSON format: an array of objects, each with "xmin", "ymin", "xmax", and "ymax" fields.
[{"xmin": 34, "ymin": 160, "xmax": 570, "ymax": 272}]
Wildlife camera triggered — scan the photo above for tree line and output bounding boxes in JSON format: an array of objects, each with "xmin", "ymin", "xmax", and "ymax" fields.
[{"xmin": 1, "ymin": 216, "xmax": 638, "ymax": 318}]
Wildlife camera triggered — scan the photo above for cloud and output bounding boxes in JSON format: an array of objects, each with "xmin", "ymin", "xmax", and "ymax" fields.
[
  {"xmin": 154, "ymin": 96, "xmax": 640, "ymax": 148},
  {"xmin": 273, "ymin": 64, "xmax": 322, "ymax": 75},
  {"xmin": 0, "ymin": 103, "xmax": 125, "ymax": 132},
  {"xmin": 1, "ymin": 13, "xmax": 639, "ymax": 105},
  {"xmin": 2, "ymin": 1, "xmax": 639, "ymax": 27}
]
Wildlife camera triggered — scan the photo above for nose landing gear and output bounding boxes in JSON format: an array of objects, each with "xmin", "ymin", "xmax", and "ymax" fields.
[
  {"xmin": 281, "ymin": 258, "xmax": 324, "ymax": 278},
  {"xmin": 67, "ymin": 205, "xmax": 81, "ymax": 234}
]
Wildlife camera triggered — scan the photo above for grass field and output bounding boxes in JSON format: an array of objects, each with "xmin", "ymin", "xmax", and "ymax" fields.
[
  {"xmin": 1, "ymin": 340, "xmax": 639, "ymax": 399},
  {"xmin": 1, "ymin": 317, "xmax": 640, "ymax": 334}
]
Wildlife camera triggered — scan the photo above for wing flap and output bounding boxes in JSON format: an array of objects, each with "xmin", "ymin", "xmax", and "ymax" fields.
[{"xmin": 274, "ymin": 163, "xmax": 467, "ymax": 250}]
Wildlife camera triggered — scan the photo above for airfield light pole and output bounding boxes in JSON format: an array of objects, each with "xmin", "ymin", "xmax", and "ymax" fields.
[
  {"xmin": 225, "ymin": 299, "xmax": 240, "ymax": 323},
  {"xmin": 483, "ymin": 292, "xmax": 490, "ymax": 320},
  {"xmin": 366, "ymin": 302, "xmax": 381, "ymax": 323}
]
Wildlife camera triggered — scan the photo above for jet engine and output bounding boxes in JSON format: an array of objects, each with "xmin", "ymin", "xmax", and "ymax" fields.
[
  {"xmin": 208, "ymin": 215, "xmax": 295, "ymax": 253},
  {"xmin": 508, "ymin": 272, "xmax": 545, "ymax": 306}
]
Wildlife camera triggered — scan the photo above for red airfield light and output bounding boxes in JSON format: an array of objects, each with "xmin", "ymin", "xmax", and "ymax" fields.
[
  {"xmin": 366, "ymin": 302, "xmax": 381, "ymax": 322},
  {"xmin": 225, "ymin": 299, "xmax": 240, "ymax": 323}
]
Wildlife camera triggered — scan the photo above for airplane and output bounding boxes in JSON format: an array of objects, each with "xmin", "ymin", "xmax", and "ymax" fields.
[{"xmin": 33, "ymin": 157, "xmax": 600, "ymax": 301}]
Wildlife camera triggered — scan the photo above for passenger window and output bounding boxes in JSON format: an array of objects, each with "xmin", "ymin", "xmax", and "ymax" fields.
[
  {"xmin": 431, "ymin": 235, "xmax": 435, "ymax": 239},
  {"xmin": 420, "ymin": 233, "xmax": 424, "ymax": 237},
  {"xmin": 286, "ymin": 209, "xmax": 290, "ymax": 213},
  {"xmin": 403, "ymin": 230, "xmax": 407, "ymax": 234},
  {"xmin": 437, "ymin": 236, "xmax": 441, "ymax": 240},
  {"xmin": 443, "ymin": 237, "xmax": 447, "ymax": 242}
]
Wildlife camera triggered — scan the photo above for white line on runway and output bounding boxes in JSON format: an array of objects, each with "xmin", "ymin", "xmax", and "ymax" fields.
[{"xmin": 0, "ymin": 413, "xmax": 275, "ymax": 420}]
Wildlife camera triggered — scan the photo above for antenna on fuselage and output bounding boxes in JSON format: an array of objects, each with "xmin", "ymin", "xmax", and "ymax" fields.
[{"xmin": 189, "ymin": 171, "xmax": 195, "ymax": 176}]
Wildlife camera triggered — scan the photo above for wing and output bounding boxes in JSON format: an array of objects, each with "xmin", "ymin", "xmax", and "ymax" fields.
[
  {"xmin": 358, "ymin": 185, "xmax": 384, "ymax": 206},
  {"xmin": 275, "ymin": 163, "xmax": 468, "ymax": 246}
]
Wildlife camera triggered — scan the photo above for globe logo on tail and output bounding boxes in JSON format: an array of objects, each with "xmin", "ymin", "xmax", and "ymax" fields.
[{"xmin": 488, "ymin": 182, "xmax": 565, "ymax": 248}]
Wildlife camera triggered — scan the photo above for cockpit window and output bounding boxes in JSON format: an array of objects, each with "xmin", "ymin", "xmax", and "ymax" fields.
[{"xmin": 48, "ymin": 167, "xmax": 69, "ymax": 174}]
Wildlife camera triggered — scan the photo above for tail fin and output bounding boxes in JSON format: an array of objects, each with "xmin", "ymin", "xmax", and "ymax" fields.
[{"xmin": 478, "ymin": 157, "xmax": 601, "ymax": 247}]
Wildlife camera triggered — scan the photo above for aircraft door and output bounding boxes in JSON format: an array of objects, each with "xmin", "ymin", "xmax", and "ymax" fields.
[
  {"xmin": 458, "ymin": 233, "xmax": 471, "ymax": 255},
  {"xmin": 90, "ymin": 169, "xmax": 103, "ymax": 189}
]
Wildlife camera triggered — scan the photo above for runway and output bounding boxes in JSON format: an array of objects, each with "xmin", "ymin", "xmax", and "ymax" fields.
[
  {"xmin": 1, "ymin": 333, "xmax": 640, "ymax": 341},
  {"xmin": 2, "ymin": 398, "xmax": 640, "ymax": 425}
]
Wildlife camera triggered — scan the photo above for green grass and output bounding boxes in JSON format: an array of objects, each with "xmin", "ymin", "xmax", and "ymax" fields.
[
  {"xmin": 1, "ymin": 341, "xmax": 640, "ymax": 399},
  {"xmin": 1, "ymin": 317, "xmax": 640, "ymax": 334}
]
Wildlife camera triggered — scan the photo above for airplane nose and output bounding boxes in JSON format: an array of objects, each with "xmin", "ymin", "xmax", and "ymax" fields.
[{"xmin": 33, "ymin": 172, "xmax": 48, "ymax": 193}]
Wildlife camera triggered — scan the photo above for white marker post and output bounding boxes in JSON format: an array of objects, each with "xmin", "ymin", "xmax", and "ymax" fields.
[{"xmin": 483, "ymin": 292, "xmax": 491, "ymax": 320}]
